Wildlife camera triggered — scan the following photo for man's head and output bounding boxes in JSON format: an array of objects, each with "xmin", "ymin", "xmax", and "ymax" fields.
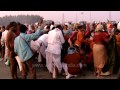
[
  {"xmin": 15, "ymin": 22, "xmax": 21, "ymax": 36},
  {"xmin": 19, "ymin": 24, "xmax": 28, "ymax": 33},
  {"xmin": 1, "ymin": 26, "xmax": 5, "ymax": 31},
  {"xmin": 9, "ymin": 21, "xmax": 17, "ymax": 32},
  {"xmin": 113, "ymin": 23, "xmax": 117, "ymax": 29},
  {"xmin": 64, "ymin": 25, "xmax": 68, "ymax": 30},
  {"xmin": 56, "ymin": 25, "xmax": 63, "ymax": 30},
  {"xmin": 51, "ymin": 21, "xmax": 54, "ymax": 25},
  {"xmin": 77, "ymin": 25, "xmax": 84, "ymax": 31}
]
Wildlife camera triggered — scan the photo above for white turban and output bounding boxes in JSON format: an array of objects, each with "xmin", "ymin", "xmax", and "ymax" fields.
[{"xmin": 65, "ymin": 23, "xmax": 69, "ymax": 26}]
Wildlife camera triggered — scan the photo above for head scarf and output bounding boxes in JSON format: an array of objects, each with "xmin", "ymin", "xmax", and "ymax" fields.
[{"xmin": 95, "ymin": 24, "xmax": 103, "ymax": 32}]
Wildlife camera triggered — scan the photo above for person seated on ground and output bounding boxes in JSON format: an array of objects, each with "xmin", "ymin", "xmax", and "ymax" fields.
[{"xmin": 62, "ymin": 47, "xmax": 83, "ymax": 79}]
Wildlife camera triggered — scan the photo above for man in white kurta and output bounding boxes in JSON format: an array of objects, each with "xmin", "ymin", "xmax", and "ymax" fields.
[
  {"xmin": 45, "ymin": 25, "xmax": 65, "ymax": 79},
  {"xmin": 1, "ymin": 29, "xmax": 9, "ymax": 62}
]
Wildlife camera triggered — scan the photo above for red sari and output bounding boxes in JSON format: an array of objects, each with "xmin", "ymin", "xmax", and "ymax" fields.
[{"xmin": 93, "ymin": 31, "xmax": 109, "ymax": 69}]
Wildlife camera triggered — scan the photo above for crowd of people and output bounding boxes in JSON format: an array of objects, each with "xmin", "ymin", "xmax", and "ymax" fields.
[{"xmin": 0, "ymin": 19, "xmax": 120, "ymax": 79}]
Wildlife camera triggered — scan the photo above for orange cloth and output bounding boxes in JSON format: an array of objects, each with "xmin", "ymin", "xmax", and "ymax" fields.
[{"xmin": 75, "ymin": 31, "xmax": 84, "ymax": 47}]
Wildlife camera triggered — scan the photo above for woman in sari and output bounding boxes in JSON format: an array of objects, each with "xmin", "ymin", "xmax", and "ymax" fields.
[{"xmin": 93, "ymin": 24, "xmax": 113, "ymax": 78}]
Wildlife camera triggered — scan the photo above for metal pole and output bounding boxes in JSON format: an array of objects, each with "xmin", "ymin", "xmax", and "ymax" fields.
[
  {"xmin": 109, "ymin": 11, "xmax": 111, "ymax": 21},
  {"xmin": 62, "ymin": 13, "xmax": 64, "ymax": 24},
  {"xmin": 90, "ymin": 11, "xmax": 92, "ymax": 23},
  {"xmin": 76, "ymin": 13, "xmax": 77, "ymax": 23},
  {"xmin": 81, "ymin": 12, "xmax": 84, "ymax": 21}
]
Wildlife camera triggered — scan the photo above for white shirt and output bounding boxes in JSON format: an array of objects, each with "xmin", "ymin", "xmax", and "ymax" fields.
[
  {"xmin": 46, "ymin": 28, "xmax": 65, "ymax": 55},
  {"xmin": 37, "ymin": 34, "xmax": 48, "ymax": 46},
  {"xmin": 1, "ymin": 30, "xmax": 8, "ymax": 46},
  {"xmin": 50, "ymin": 25, "xmax": 54, "ymax": 30}
]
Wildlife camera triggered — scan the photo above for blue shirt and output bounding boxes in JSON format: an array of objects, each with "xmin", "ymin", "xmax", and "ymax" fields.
[
  {"xmin": 63, "ymin": 29, "xmax": 72, "ymax": 36},
  {"xmin": 14, "ymin": 28, "xmax": 42, "ymax": 62}
]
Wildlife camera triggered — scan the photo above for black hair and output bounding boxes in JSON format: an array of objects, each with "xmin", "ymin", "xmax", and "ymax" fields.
[
  {"xmin": 77, "ymin": 25, "xmax": 83, "ymax": 29},
  {"xmin": 46, "ymin": 25, "xmax": 50, "ymax": 30},
  {"xmin": 56, "ymin": 25, "xmax": 63, "ymax": 30},
  {"xmin": 6, "ymin": 24, "xmax": 10, "ymax": 30},
  {"xmin": 9, "ymin": 21, "xmax": 17, "ymax": 28},
  {"xmin": 16, "ymin": 22, "xmax": 21, "ymax": 26},
  {"xmin": 19, "ymin": 24, "xmax": 28, "ymax": 33},
  {"xmin": 65, "ymin": 25, "xmax": 68, "ymax": 28},
  {"xmin": 2, "ymin": 26, "xmax": 5, "ymax": 29},
  {"xmin": 51, "ymin": 21, "xmax": 54, "ymax": 25},
  {"xmin": 113, "ymin": 23, "xmax": 117, "ymax": 28},
  {"xmin": 52, "ymin": 27, "xmax": 55, "ymax": 30},
  {"xmin": 6, "ymin": 21, "xmax": 17, "ymax": 30}
]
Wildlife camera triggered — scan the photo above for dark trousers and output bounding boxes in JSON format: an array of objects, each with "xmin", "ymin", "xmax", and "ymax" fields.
[
  {"xmin": 21, "ymin": 56, "xmax": 36, "ymax": 79},
  {"xmin": 10, "ymin": 55, "xmax": 18, "ymax": 79},
  {"xmin": 1, "ymin": 46, "xmax": 5, "ymax": 59}
]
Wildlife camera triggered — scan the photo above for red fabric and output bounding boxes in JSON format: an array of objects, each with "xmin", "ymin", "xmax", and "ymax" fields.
[
  {"xmin": 93, "ymin": 31, "xmax": 109, "ymax": 45},
  {"xmin": 64, "ymin": 53, "xmax": 81, "ymax": 75},
  {"xmin": 70, "ymin": 31, "xmax": 78, "ymax": 43},
  {"xmin": 64, "ymin": 35, "xmax": 69, "ymax": 41},
  {"xmin": 87, "ymin": 39, "xmax": 94, "ymax": 50}
]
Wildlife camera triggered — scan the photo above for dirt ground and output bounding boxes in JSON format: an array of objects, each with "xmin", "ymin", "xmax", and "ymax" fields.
[{"xmin": 0, "ymin": 59, "xmax": 118, "ymax": 79}]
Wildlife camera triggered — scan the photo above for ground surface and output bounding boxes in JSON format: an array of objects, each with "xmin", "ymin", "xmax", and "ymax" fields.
[{"xmin": 0, "ymin": 59, "xmax": 118, "ymax": 79}]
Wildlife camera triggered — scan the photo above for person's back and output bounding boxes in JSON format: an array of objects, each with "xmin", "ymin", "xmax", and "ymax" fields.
[
  {"xmin": 93, "ymin": 31, "xmax": 109, "ymax": 45},
  {"xmin": 75, "ymin": 26, "xmax": 85, "ymax": 48},
  {"xmin": 37, "ymin": 34, "xmax": 48, "ymax": 46},
  {"xmin": 47, "ymin": 28, "xmax": 65, "ymax": 55},
  {"xmin": 64, "ymin": 53, "xmax": 81, "ymax": 75}
]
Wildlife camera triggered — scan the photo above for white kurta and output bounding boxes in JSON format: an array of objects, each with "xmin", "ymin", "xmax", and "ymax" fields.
[
  {"xmin": 1, "ymin": 30, "xmax": 9, "ymax": 61},
  {"xmin": 46, "ymin": 28, "xmax": 65, "ymax": 73},
  {"xmin": 46, "ymin": 28, "xmax": 65, "ymax": 54}
]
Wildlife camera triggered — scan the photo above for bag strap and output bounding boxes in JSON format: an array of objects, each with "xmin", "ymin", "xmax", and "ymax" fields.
[{"xmin": 20, "ymin": 35, "xmax": 33, "ymax": 53}]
